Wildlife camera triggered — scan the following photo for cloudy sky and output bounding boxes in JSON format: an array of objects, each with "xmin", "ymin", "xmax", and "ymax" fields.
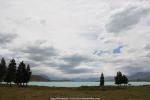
[{"xmin": 0, "ymin": 0, "xmax": 150, "ymax": 79}]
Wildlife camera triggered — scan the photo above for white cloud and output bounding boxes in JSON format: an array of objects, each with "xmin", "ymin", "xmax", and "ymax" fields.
[{"xmin": 0, "ymin": 0, "xmax": 150, "ymax": 78}]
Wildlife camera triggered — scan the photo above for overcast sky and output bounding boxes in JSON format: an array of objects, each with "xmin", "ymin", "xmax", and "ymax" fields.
[{"xmin": 0, "ymin": 0, "xmax": 150, "ymax": 79}]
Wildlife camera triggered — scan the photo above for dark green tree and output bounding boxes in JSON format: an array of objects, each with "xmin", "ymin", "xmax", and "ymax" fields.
[
  {"xmin": 22, "ymin": 61, "xmax": 27, "ymax": 86},
  {"xmin": 100, "ymin": 73, "xmax": 104, "ymax": 86},
  {"xmin": 25, "ymin": 64, "xmax": 32, "ymax": 86},
  {"xmin": 16, "ymin": 62, "xmax": 23, "ymax": 86},
  {"xmin": 16, "ymin": 61, "xmax": 26, "ymax": 86},
  {"xmin": 122, "ymin": 75, "xmax": 128, "ymax": 85},
  {"xmin": 0, "ymin": 58, "xmax": 7, "ymax": 83},
  {"xmin": 115, "ymin": 71, "xmax": 123, "ymax": 86},
  {"xmin": 0, "ymin": 64, "xmax": 3, "ymax": 83},
  {"xmin": 16, "ymin": 61, "xmax": 32, "ymax": 87},
  {"xmin": 115, "ymin": 71, "xmax": 129, "ymax": 86},
  {"xmin": 4, "ymin": 59, "xmax": 16, "ymax": 87}
]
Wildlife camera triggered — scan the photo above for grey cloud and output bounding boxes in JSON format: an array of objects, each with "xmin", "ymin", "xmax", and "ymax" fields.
[
  {"xmin": 146, "ymin": 52, "xmax": 150, "ymax": 58},
  {"xmin": 18, "ymin": 41, "xmax": 93, "ymax": 74},
  {"xmin": 145, "ymin": 44, "xmax": 150, "ymax": 50},
  {"xmin": 81, "ymin": 32, "xmax": 99, "ymax": 40},
  {"xmin": 22, "ymin": 45, "xmax": 58, "ymax": 62},
  {"xmin": 32, "ymin": 53, "xmax": 94, "ymax": 74},
  {"xmin": 62, "ymin": 68, "xmax": 92, "ymax": 74},
  {"xmin": 93, "ymin": 50, "xmax": 110, "ymax": 56},
  {"xmin": 117, "ymin": 58, "xmax": 150, "ymax": 75},
  {"xmin": 120, "ymin": 66, "xmax": 145, "ymax": 75},
  {"xmin": 0, "ymin": 33, "xmax": 17, "ymax": 46},
  {"xmin": 106, "ymin": 7, "xmax": 150, "ymax": 33},
  {"xmin": 61, "ymin": 54, "xmax": 93, "ymax": 67},
  {"xmin": 58, "ymin": 63, "xmax": 92, "ymax": 74},
  {"xmin": 46, "ymin": 54, "xmax": 93, "ymax": 74},
  {"xmin": 143, "ymin": 44, "xmax": 150, "ymax": 58},
  {"xmin": 24, "ymin": 60, "xmax": 39, "ymax": 68},
  {"xmin": 58, "ymin": 55, "xmax": 93, "ymax": 74}
]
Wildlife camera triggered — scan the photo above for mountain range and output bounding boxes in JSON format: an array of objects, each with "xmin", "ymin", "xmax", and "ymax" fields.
[{"xmin": 31, "ymin": 72, "xmax": 150, "ymax": 82}]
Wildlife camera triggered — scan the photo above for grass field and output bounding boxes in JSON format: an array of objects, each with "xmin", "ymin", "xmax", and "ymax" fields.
[{"xmin": 0, "ymin": 85, "xmax": 150, "ymax": 100}]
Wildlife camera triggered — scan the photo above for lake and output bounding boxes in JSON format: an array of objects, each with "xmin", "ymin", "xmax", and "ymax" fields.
[{"xmin": 28, "ymin": 82, "xmax": 150, "ymax": 87}]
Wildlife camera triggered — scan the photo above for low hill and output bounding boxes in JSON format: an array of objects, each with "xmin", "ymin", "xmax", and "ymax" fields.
[
  {"xmin": 31, "ymin": 75, "xmax": 50, "ymax": 82},
  {"xmin": 30, "ymin": 72, "xmax": 150, "ymax": 82},
  {"xmin": 129, "ymin": 72, "xmax": 150, "ymax": 81}
]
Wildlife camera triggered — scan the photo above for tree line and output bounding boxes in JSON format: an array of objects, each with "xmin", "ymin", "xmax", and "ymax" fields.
[
  {"xmin": 100, "ymin": 71, "xmax": 128, "ymax": 86},
  {"xmin": 0, "ymin": 58, "xmax": 32, "ymax": 87}
]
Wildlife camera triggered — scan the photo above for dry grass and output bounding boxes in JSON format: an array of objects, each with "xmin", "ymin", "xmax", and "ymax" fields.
[{"xmin": 0, "ymin": 85, "xmax": 150, "ymax": 100}]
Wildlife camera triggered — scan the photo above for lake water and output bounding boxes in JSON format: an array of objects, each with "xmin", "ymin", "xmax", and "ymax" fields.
[{"xmin": 28, "ymin": 82, "xmax": 150, "ymax": 87}]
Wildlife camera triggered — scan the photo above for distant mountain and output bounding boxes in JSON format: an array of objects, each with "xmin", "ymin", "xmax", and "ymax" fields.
[
  {"xmin": 31, "ymin": 75, "xmax": 71, "ymax": 82},
  {"xmin": 31, "ymin": 75, "xmax": 50, "ymax": 82},
  {"xmin": 31, "ymin": 72, "xmax": 150, "ymax": 82},
  {"xmin": 129, "ymin": 72, "xmax": 150, "ymax": 81},
  {"xmin": 77, "ymin": 72, "xmax": 150, "ymax": 82},
  {"xmin": 104, "ymin": 72, "xmax": 150, "ymax": 82},
  {"xmin": 70, "ymin": 76, "xmax": 114, "ymax": 82},
  {"xmin": 70, "ymin": 77, "xmax": 98, "ymax": 82}
]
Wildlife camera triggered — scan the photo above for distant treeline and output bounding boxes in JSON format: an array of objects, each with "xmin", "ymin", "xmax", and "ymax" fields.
[{"xmin": 0, "ymin": 58, "xmax": 32, "ymax": 87}]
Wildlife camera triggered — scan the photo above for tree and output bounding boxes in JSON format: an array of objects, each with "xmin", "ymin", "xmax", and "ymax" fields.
[
  {"xmin": 16, "ymin": 61, "xmax": 26, "ymax": 86},
  {"xmin": 0, "ymin": 64, "xmax": 3, "ymax": 83},
  {"xmin": 16, "ymin": 62, "xmax": 23, "ymax": 86},
  {"xmin": 122, "ymin": 75, "xmax": 128, "ymax": 85},
  {"xmin": 25, "ymin": 64, "xmax": 32, "ymax": 86},
  {"xmin": 115, "ymin": 71, "xmax": 129, "ymax": 86},
  {"xmin": 0, "ymin": 58, "xmax": 7, "ymax": 83},
  {"xmin": 100, "ymin": 73, "xmax": 104, "ymax": 86},
  {"xmin": 4, "ymin": 59, "xmax": 16, "ymax": 87},
  {"xmin": 21, "ymin": 61, "xmax": 27, "ymax": 86},
  {"xmin": 115, "ymin": 71, "xmax": 123, "ymax": 86}
]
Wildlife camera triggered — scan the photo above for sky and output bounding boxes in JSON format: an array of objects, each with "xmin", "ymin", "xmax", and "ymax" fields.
[{"xmin": 0, "ymin": 0, "xmax": 150, "ymax": 79}]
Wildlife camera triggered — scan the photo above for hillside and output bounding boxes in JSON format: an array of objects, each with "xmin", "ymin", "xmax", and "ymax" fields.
[
  {"xmin": 31, "ymin": 75, "xmax": 50, "ymax": 82},
  {"xmin": 129, "ymin": 72, "xmax": 150, "ymax": 81},
  {"xmin": 30, "ymin": 72, "xmax": 150, "ymax": 82}
]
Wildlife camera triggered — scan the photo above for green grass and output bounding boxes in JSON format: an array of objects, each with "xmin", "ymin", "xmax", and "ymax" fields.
[{"xmin": 0, "ymin": 85, "xmax": 150, "ymax": 100}]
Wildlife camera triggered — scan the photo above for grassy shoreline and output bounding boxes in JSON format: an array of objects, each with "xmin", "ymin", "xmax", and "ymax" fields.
[{"xmin": 0, "ymin": 85, "xmax": 150, "ymax": 100}]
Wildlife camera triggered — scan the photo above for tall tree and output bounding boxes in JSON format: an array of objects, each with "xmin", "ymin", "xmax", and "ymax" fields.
[
  {"xmin": 16, "ymin": 61, "xmax": 26, "ymax": 86},
  {"xmin": 0, "ymin": 58, "xmax": 7, "ymax": 83},
  {"xmin": 4, "ymin": 59, "xmax": 16, "ymax": 87},
  {"xmin": 100, "ymin": 73, "xmax": 104, "ymax": 86},
  {"xmin": 16, "ymin": 62, "xmax": 23, "ymax": 86},
  {"xmin": 22, "ymin": 61, "xmax": 27, "ymax": 86},
  {"xmin": 115, "ymin": 71, "xmax": 129, "ymax": 86},
  {"xmin": 25, "ymin": 64, "xmax": 32, "ymax": 86},
  {"xmin": 115, "ymin": 71, "xmax": 123, "ymax": 86},
  {"xmin": 122, "ymin": 75, "xmax": 128, "ymax": 85},
  {"xmin": 0, "ymin": 64, "xmax": 3, "ymax": 83}
]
